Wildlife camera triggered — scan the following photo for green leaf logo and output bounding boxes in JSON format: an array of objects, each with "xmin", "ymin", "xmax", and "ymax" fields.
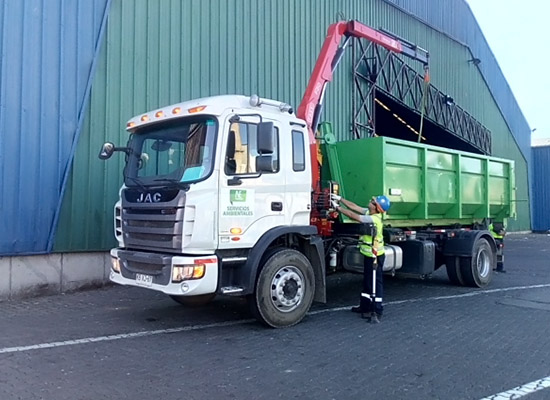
[{"xmin": 230, "ymin": 190, "xmax": 246, "ymax": 204}]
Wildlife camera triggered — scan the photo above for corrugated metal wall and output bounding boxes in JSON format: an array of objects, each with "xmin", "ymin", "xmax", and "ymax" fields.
[
  {"xmin": 1, "ymin": 0, "xmax": 531, "ymax": 254},
  {"xmin": 53, "ymin": 0, "xmax": 531, "ymax": 252},
  {"xmin": 532, "ymin": 146, "xmax": 550, "ymax": 232},
  {"xmin": 0, "ymin": 0, "xmax": 109, "ymax": 255}
]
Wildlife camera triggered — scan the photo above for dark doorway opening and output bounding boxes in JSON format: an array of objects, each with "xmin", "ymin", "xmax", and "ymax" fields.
[{"xmin": 374, "ymin": 90, "xmax": 483, "ymax": 154}]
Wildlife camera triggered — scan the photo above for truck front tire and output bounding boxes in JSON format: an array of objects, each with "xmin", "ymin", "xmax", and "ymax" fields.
[
  {"xmin": 459, "ymin": 237, "xmax": 494, "ymax": 287},
  {"xmin": 249, "ymin": 248, "xmax": 315, "ymax": 328}
]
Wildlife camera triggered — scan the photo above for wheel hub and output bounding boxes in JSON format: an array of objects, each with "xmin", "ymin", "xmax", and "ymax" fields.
[
  {"xmin": 270, "ymin": 266, "xmax": 305, "ymax": 313},
  {"xmin": 476, "ymin": 248, "xmax": 491, "ymax": 278}
]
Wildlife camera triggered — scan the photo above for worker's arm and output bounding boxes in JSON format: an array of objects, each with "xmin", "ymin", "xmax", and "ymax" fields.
[
  {"xmin": 336, "ymin": 205, "xmax": 373, "ymax": 223},
  {"xmin": 339, "ymin": 198, "xmax": 368, "ymax": 214}
]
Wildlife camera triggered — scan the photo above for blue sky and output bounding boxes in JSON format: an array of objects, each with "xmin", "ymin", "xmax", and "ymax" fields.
[{"xmin": 466, "ymin": 0, "xmax": 550, "ymax": 141}]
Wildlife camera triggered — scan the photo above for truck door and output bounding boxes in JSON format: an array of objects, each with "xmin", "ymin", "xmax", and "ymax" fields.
[
  {"xmin": 218, "ymin": 118, "xmax": 285, "ymax": 249},
  {"xmin": 283, "ymin": 128, "xmax": 311, "ymax": 226}
]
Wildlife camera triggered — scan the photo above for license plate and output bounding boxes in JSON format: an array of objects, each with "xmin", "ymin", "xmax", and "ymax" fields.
[{"xmin": 135, "ymin": 273, "xmax": 153, "ymax": 287}]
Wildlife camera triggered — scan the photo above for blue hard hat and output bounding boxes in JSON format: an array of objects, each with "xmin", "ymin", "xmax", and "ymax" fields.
[{"xmin": 375, "ymin": 195, "xmax": 391, "ymax": 212}]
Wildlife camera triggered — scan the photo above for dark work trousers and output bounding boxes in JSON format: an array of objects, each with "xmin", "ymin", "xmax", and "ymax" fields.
[
  {"xmin": 360, "ymin": 254, "xmax": 385, "ymax": 315},
  {"xmin": 495, "ymin": 238, "xmax": 504, "ymax": 270}
]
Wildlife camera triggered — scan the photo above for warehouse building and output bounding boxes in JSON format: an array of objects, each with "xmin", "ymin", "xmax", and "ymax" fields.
[
  {"xmin": 532, "ymin": 141, "xmax": 550, "ymax": 233},
  {"xmin": 0, "ymin": 0, "xmax": 534, "ymax": 298}
]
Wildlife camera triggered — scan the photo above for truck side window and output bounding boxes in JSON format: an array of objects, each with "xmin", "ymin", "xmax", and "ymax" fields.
[
  {"xmin": 225, "ymin": 122, "xmax": 279, "ymax": 175},
  {"xmin": 292, "ymin": 130, "xmax": 305, "ymax": 171}
]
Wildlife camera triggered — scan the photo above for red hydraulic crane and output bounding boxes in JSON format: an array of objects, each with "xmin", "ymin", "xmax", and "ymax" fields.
[{"xmin": 296, "ymin": 20, "xmax": 429, "ymax": 197}]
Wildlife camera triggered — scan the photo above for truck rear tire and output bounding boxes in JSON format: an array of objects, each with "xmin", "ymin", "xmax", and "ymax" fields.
[
  {"xmin": 459, "ymin": 237, "xmax": 494, "ymax": 287},
  {"xmin": 249, "ymin": 248, "xmax": 315, "ymax": 328},
  {"xmin": 169, "ymin": 293, "xmax": 216, "ymax": 307},
  {"xmin": 445, "ymin": 256, "xmax": 465, "ymax": 286}
]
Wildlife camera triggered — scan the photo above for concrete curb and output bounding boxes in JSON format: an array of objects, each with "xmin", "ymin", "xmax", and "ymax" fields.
[{"xmin": 0, "ymin": 252, "xmax": 111, "ymax": 301}]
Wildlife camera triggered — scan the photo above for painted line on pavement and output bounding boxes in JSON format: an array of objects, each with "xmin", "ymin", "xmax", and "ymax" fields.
[
  {"xmin": 1, "ymin": 283, "xmax": 550, "ymax": 355},
  {"xmin": 0, "ymin": 319, "xmax": 255, "ymax": 354},
  {"xmin": 309, "ymin": 283, "xmax": 550, "ymax": 315},
  {"xmin": 478, "ymin": 375, "xmax": 550, "ymax": 399}
]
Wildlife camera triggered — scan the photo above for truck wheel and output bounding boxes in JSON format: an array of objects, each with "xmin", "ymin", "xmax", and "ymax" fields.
[
  {"xmin": 445, "ymin": 256, "xmax": 465, "ymax": 286},
  {"xmin": 459, "ymin": 238, "xmax": 494, "ymax": 287},
  {"xmin": 169, "ymin": 293, "xmax": 216, "ymax": 307},
  {"xmin": 249, "ymin": 248, "xmax": 315, "ymax": 328}
]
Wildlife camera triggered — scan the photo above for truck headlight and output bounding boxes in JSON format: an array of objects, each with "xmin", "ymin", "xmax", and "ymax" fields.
[
  {"xmin": 111, "ymin": 257, "xmax": 121, "ymax": 273},
  {"xmin": 172, "ymin": 264, "xmax": 205, "ymax": 282}
]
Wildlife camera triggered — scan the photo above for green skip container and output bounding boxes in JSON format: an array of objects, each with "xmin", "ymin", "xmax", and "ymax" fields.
[{"xmin": 325, "ymin": 136, "xmax": 515, "ymax": 227}]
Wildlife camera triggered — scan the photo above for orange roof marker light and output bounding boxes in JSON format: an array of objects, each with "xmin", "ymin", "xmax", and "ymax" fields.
[
  {"xmin": 127, "ymin": 121, "xmax": 136, "ymax": 129},
  {"xmin": 140, "ymin": 115, "xmax": 149, "ymax": 122},
  {"xmin": 188, "ymin": 105, "xmax": 206, "ymax": 114},
  {"xmin": 172, "ymin": 107, "xmax": 182, "ymax": 115},
  {"xmin": 155, "ymin": 111, "xmax": 164, "ymax": 118}
]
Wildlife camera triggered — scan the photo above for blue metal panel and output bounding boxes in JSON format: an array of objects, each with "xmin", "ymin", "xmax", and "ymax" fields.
[
  {"xmin": 0, "ymin": 0, "xmax": 110, "ymax": 255},
  {"xmin": 532, "ymin": 146, "xmax": 550, "ymax": 232}
]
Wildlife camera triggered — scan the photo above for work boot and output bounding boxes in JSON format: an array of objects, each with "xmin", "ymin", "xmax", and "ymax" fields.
[
  {"xmin": 370, "ymin": 313, "xmax": 380, "ymax": 324},
  {"xmin": 494, "ymin": 262, "xmax": 506, "ymax": 273},
  {"xmin": 352, "ymin": 307, "xmax": 373, "ymax": 320},
  {"xmin": 355, "ymin": 308, "xmax": 372, "ymax": 320}
]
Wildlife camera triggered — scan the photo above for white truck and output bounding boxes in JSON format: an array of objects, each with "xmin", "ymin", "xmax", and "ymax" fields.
[{"xmin": 99, "ymin": 20, "xmax": 513, "ymax": 327}]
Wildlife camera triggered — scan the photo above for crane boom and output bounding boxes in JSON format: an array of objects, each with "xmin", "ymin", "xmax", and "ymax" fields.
[{"xmin": 296, "ymin": 20, "xmax": 429, "ymax": 193}]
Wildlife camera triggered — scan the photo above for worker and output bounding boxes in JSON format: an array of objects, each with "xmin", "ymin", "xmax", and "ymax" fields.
[
  {"xmin": 331, "ymin": 193, "xmax": 391, "ymax": 323},
  {"xmin": 489, "ymin": 222, "xmax": 506, "ymax": 273}
]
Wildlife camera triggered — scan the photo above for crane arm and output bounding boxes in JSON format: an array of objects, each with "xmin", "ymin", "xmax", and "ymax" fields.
[
  {"xmin": 296, "ymin": 21, "xmax": 414, "ymax": 129},
  {"xmin": 296, "ymin": 20, "xmax": 429, "ymax": 192}
]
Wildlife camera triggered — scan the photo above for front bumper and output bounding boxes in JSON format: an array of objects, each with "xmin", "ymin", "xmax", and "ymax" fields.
[{"xmin": 109, "ymin": 248, "xmax": 218, "ymax": 296}]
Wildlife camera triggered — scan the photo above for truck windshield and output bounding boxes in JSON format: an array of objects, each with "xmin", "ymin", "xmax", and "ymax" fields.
[{"xmin": 125, "ymin": 117, "xmax": 217, "ymax": 187}]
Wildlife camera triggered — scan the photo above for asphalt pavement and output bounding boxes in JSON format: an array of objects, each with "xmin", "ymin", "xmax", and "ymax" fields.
[{"xmin": 1, "ymin": 233, "xmax": 550, "ymax": 400}]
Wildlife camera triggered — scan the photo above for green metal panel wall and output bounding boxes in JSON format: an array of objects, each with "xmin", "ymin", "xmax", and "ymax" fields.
[{"xmin": 54, "ymin": 0, "xmax": 529, "ymax": 251}]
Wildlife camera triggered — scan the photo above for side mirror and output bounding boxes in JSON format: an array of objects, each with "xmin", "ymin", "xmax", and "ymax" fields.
[
  {"xmin": 256, "ymin": 155, "xmax": 276, "ymax": 173},
  {"xmin": 257, "ymin": 122, "xmax": 274, "ymax": 154},
  {"xmin": 151, "ymin": 140, "xmax": 172, "ymax": 152},
  {"xmin": 98, "ymin": 142, "xmax": 115, "ymax": 160}
]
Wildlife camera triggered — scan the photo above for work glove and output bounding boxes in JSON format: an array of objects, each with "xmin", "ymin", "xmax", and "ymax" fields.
[
  {"xmin": 331, "ymin": 200, "xmax": 340, "ymax": 209},
  {"xmin": 330, "ymin": 193, "xmax": 341, "ymax": 202}
]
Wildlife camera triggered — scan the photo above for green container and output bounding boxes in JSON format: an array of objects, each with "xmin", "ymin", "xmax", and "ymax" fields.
[{"xmin": 325, "ymin": 136, "xmax": 515, "ymax": 227}]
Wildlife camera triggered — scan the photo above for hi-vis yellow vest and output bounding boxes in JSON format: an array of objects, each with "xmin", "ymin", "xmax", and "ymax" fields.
[
  {"xmin": 359, "ymin": 213, "xmax": 385, "ymax": 258},
  {"xmin": 489, "ymin": 223, "xmax": 504, "ymax": 239}
]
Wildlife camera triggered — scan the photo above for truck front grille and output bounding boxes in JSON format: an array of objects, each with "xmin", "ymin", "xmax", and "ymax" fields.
[
  {"xmin": 121, "ymin": 189, "xmax": 186, "ymax": 253},
  {"xmin": 126, "ymin": 219, "xmax": 174, "ymax": 229}
]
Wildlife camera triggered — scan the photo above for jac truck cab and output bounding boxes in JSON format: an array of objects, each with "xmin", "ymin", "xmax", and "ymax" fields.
[{"xmin": 100, "ymin": 95, "xmax": 326, "ymax": 327}]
